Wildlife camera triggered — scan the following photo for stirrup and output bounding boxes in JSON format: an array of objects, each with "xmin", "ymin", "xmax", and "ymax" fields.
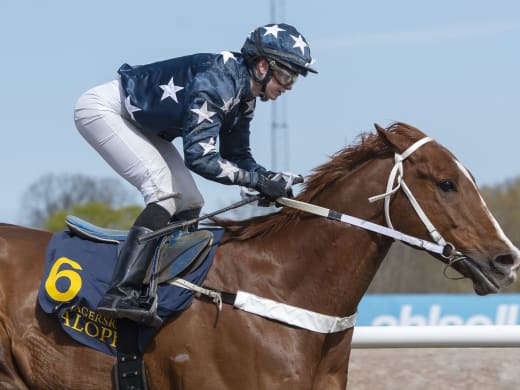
[
  {"xmin": 121, "ymin": 294, "xmax": 162, "ymax": 328},
  {"xmin": 136, "ymin": 294, "xmax": 162, "ymax": 327},
  {"xmin": 97, "ymin": 293, "xmax": 162, "ymax": 328},
  {"xmin": 109, "ymin": 305, "xmax": 162, "ymax": 328}
]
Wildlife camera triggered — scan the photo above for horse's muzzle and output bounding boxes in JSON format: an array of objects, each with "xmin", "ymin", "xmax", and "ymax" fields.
[{"xmin": 451, "ymin": 251, "xmax": 520, "ymax": 295}]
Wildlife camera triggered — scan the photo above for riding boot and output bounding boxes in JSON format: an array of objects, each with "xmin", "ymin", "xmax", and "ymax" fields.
[{"xmin": 97, "ymin": 225, "xmax": 162, "ymax": 327}]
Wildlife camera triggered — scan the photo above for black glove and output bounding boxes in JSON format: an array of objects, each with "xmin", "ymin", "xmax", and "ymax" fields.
[
  {"xmin": 266, "ymin": 172, "xmax": 295, "ymax": 198},
  {"xmin": 255, "ymin": 174, "xmax": 288, "ymax": 201}
]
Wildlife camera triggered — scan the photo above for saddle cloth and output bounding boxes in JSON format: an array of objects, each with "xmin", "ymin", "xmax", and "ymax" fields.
[{"xmin": 37, "ymin": 224, "xmax": 224, "ymax": 356}]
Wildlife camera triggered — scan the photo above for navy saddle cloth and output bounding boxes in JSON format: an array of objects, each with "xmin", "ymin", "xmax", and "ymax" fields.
[{"xmin": 38, "ymin": 216, "xmax": 224, "ymax": 356}]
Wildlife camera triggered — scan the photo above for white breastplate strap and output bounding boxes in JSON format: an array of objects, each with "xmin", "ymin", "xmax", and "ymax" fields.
[
  {"xmin": 169, "ymin": 278, "xmax": 357, "ymax": 333},
  {"xmin": 234, "ymin": 291, "xmax": 357, "ymax": 333}
]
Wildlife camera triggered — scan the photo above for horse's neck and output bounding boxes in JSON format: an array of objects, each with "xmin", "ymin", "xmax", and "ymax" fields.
[
  {"xmin": 213, "ymin": 158, "xmax": 393, "ymax": 317},
  {"xmin": 281, "ymin": 160, "xmax": 394, "ymax": 315}
]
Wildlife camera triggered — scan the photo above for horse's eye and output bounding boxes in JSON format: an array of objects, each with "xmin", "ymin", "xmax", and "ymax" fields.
[{"xmin": 438, "ymin": 180, "xmax": 457, "ymax": 192}]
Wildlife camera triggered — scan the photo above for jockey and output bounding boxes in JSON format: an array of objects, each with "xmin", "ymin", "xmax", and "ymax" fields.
[{"xmin": 74, "ymin": 23, "xmax": 317, "ymax": 325}]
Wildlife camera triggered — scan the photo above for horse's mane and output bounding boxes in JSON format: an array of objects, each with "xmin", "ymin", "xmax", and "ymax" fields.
[{"xmin": 214, "ymin": 122, "xmax": 421, "ymax": 241}]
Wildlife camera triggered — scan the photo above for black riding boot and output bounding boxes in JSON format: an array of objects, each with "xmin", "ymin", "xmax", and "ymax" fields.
[{"xmin": 97, "ymin": 225, "xmax": 162, "ymax": 327}]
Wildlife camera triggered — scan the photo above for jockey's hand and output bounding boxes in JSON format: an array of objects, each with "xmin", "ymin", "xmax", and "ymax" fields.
[
  {"xmin": 255, "ymin": 174, "xmax": 288, "ymax": 201},
  {"xmin": 266, "ymin": 171, "xmax": 294, "ymax": 198}
]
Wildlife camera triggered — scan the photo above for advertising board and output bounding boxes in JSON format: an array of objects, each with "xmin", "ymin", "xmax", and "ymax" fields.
[{"xmin": 357, "ymin": 294, "xmax": 520, "ymax": 326}]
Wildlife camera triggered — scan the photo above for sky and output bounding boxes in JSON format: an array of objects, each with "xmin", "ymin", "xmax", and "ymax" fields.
[{"xmin": 1, "ymin": 1, "xmax": 519, "ymax": 225}]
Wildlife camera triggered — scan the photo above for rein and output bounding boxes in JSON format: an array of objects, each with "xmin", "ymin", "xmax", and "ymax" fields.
[{"xmin": 277, "ymin": 198, "xmax": 448, "ymax": 256}]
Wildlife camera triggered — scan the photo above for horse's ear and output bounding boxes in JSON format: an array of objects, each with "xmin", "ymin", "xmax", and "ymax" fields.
[
  {"xmin": 373, "ymin": 123, "xmax": 412, "ymax": 153},
  {"xmin": 374, "ymin": 123, "xmax": 386, "ymax": 137}
]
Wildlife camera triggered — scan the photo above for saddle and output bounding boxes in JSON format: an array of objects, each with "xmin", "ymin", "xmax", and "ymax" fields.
[{"xmin": 65, "ymin": 215, "xmax": 213, "ymax": 284}]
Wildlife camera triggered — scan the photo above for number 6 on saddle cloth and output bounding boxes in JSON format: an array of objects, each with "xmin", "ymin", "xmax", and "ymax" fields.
[{"xmin": 37, "ymin": 215, "xmax": 223, "ymax": 356}]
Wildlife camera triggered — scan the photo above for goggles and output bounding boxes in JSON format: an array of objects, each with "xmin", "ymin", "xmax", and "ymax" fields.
[{"xmin": 269, "ymin": 61, "xmax": 298, "ymax": 87}]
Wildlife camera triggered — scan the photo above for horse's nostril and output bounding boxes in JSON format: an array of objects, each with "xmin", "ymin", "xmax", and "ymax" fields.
[{"xmin": 494, "ymin": 254, "xmax": 515, "ymax": 267}]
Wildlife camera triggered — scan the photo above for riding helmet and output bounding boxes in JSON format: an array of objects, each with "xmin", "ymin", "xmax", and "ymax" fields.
[{"xmin": 241, "ymin": 23, "xmax": 317, "ymax": 76}]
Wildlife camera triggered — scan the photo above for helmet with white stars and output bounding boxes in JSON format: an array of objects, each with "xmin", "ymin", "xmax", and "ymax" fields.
[{"xmin": 241, "ymin": 23, "xmax": 317, "ymax": 76}]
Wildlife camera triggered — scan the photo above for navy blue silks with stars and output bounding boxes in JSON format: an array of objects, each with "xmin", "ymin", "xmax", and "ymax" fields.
[
  {"xmin": 118, "ymin": 52, "xmax": 265, "ymax": 188},
  {"xmin": 116, "ymin": 24, "xmax": 314, "ymax": 189}
]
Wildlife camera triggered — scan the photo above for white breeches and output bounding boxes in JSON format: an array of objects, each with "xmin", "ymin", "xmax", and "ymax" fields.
[{"xmin": 73, "ymin": 79, "xmax": 204, "ymax": 216}]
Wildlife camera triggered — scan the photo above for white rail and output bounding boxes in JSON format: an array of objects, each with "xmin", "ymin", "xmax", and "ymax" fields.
[{"xmin": 351, "ymin": 326, "xmax": 520, "ymax": 348}]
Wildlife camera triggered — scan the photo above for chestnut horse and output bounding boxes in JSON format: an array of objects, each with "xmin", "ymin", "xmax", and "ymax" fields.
[{"xmin": 1, "ymin": 123, "xmax": 519, "ymax": 389}]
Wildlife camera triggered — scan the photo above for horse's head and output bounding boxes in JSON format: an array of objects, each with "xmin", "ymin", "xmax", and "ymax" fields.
[{"xmin": 374, "ymin": 122, "xmax": 520, "ymax": 295}]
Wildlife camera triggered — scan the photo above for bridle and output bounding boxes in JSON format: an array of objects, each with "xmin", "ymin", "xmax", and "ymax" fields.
[
  {"xmin": 367, "ymin": 137, "xmax": 468, "ymax": 278},
  {"xmin": 368, "ymin": 138, "xmax": 442, "ymax": 241},
  {"xmin": 278, "ymin": 136, "xmax": 469, "ymax": 279}
]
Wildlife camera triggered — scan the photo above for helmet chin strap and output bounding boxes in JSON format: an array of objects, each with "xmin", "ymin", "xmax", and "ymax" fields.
[
  {"xmin": 259, "ymin": 85, "xmax": 268, "ymax": 101},
  {"xmin": 250, "ymin": 61, "xmax": 272, "ymax": 101}
]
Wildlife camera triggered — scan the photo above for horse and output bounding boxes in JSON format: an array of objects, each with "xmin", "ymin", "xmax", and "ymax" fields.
[{"xmin": 0, "ymin": 122, "xmax": 518, "ymax": 389}]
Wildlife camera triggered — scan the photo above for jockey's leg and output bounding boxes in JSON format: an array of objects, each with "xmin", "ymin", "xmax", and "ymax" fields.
[
  {"xmin": 96, "ymin": 202, "xmax": 171, "ymax": 326},
  {"xmin": 75, "ymin": 78, "xmax": 204, "ymax": 326},
  {"xmin": 96, "ymin": 203, "xmax": 203, "ymax": 325}
]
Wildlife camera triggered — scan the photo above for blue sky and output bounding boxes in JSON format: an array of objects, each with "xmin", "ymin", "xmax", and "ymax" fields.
[{"xmin": 2, "ymin": 1, "xmax": 519, "ymax": 224}]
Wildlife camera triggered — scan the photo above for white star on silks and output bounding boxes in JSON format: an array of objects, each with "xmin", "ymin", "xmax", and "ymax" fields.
[
  {"xmin": 216, "ymin": 159, "xmax": 240, "ymax": 182},
  {"xmin": 221, "ymin": 97, "xmax": 234, "ymax": 113},
  {"xmin": 263, "ymin": 24, "xmax": 286, "ymax": 38},
  {"xmin": 305, "ymin": 58, "xmax": 316, "ymax": 69},
  {"xmin": 199, "ymin": 137, "xmax": 217, "ymax": 156},
  {"xmin": 159, "ymin": 77, "xmax": 184, "ymax": 103},
  {"xmin": 124, "ymin": 96, "xmax": 141, "ymax": 121},
  {"xmin": 291, "ymin": 34, "xmax": 308, "ymax": 55},
  {"xmin": 219, "ymin": 51, "xmax": 237, "ymax": 64},
  {"xmin": 191, "ymin": 101, "xmax": 216, "ymax": 124}
]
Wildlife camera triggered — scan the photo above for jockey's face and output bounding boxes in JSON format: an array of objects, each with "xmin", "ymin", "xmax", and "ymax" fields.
[
  {"xmin": 252, "ymin": 59, "xmax": 293, "ymax": 101},
  {"xmin": 269, "ymin": 61, "xmax": 298, "ymax": 88},
  {"xmin": 264, "ymin": 71, "xmax": 293, "ymax": 100}
]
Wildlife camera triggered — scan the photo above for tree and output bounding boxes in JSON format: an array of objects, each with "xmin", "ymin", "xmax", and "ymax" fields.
[
  {"xmin": 481, "ymin": 177, "xmax": 520, "ymax": 247},
  {"xmin": 44, "ymin": 202, "xmax": 142, "ymax": 232},
  {"xmin": 20, "ymin": 173, "xmax": 140, "ymax": 228}
]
